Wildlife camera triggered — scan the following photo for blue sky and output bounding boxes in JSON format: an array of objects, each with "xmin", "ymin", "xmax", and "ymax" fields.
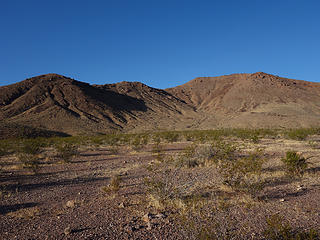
[{"xmin": 1, "ymin": 0, "xmax": 319, "ymax": 88}]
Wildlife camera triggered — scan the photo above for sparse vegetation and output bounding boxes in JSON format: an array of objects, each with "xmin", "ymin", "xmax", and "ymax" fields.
[
  {"xmin": 7, "ymin": 206, "xmax": 40, "ymax": 219},
  {"xmin": 281, "ymin": 151, "xmax": 308, "ymax": 178},
  {"xmin": 56, "ymin": 143, "xmax": 79, "ymax": 163},
  {"xmin": 217, "ymin": 148, "xmax": 266, "ymax": 198},
  {"xmin": 17, "ymin": 153, "xmax": 40, "ymax": 174},
  {"xmin": 101, "ymin": 175, "xmax": 122, "ymax": 194},
  {"xmin": 263, "ymin": 214, "xmax": 319, "ymax": 240},
  {"xmin": 285, "ymin": 128, "xmax": 320, "ymax": 141},
  {"xmin": 1, "ymin": 128, "xmax": 320, "ymax": 239}
]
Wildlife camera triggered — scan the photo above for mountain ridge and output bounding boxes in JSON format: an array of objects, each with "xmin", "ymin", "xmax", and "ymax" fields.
[{"xmin": 1, "ymin": 72, "xmax": 320, "ymax": 136}]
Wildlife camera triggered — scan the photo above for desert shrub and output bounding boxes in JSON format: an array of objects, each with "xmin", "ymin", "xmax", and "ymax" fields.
[
  {"xmin": 104, "ymin": 134, "xmax": 121, "ymax": 146},
  {"xmin": 90, "ymin": 136, "xmax": 104, "ymax": 146},
  {"xmin": 281, "ymin": 151, "xmax": 308, "ymax": 178},
  {"xmin": 56, "ymin": 143, "xmax": 79, "ymax": 163},
  {"xmin": 102, "ymin": 175, "xmax": 122, "ymax": 194},
  {"xmin": 210, "ymin": 140, "xmax": 238, "ymax": 163},
  {"xmin": 176, "ymin": 144, "xmax": 215, "ymax": 168},
  {"xmin": 0, "ymin": 143, "xmax": 9, "ymax": 156},
  {"xmin": 264, "ymin": 214, "xmax": 293, "ymax": 240},
  {"xmin": 308, "ymin": 141, "xmax": 320, "ymax": 149},
  {"xmin": 130, "ymin": 136, "xmax": 144, "ymax": 151},
  {"xmin": 151, "ymin": 138, "xmax": 164, "ymax": 162},
  {"xmin": 175, "ymin": 144, "xmax": 197, "ymax": 168},
  {"xmin": 285, "ymin": 128, "xmax": 320, "ymax": 141},
  {"xmin": 18, "ymin": 153, "xmax": 40, "ymax": 173},
  {"xmin": 217, "ymin": 149, "xmax": 265, "ymax": 198},
  {"xmin": 19, "ymin": 139, "xmax": 44, "ymax": 155},
  {"xmin": 263, "ymin": 214, "xmax": 319, "ymax": 240},
  {"xmin": 107, "ymin": 145, "xmax": 119, "ymax": 155},
  {"xmin": 161, "ymin": 131, "xmax": 180, "ymax": 143},
  {"xmin": 144, "ymin": 169, "xmax": 181, "ymax": 209}
]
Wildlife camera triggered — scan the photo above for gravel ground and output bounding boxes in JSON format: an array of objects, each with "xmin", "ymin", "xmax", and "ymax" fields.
[{"xmin": 1, "ymin": 140, "xmax": 320, "ymax": 239}]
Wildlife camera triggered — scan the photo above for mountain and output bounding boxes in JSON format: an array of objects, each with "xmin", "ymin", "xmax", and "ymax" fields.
[
  {"xmin": 167, "ymin": 72, "xmax": 320, "ymax": 128},
  {"xmin": 0, "ymin": 74, "xmax": 194, "ymax": 135},
  {"xmin": 1, "ymin": 72, "xmax": 320, "ymax": 136}
]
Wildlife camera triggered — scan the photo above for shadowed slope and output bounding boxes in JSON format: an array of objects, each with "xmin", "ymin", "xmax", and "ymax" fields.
[{"xmin": 0, "ymin": 74, "xmax": 194, "ymax": 135}]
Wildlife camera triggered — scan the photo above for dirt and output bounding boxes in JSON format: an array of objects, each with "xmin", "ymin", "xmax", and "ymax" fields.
[{"xmin": 1, "ymin": 138, "xmax": 320, "ymax": 239}]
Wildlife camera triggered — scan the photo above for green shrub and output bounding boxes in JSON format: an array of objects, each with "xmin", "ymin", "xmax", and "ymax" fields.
[
  {"xmin": 19, "ymin": 139, "xmax": 44, "ymax": 155},
  {"xmin": 161, "ymin": 131, "xmax": 180, "ymax": 143},
  {"xmin": 210, "ymin": 140, "xmax": 238, "ymax": 163},
  {"xmin": 130, "ymin": 136, "xmax": 143, "ymax": 151},
  {"xmin": 18, "ymin": 153, "xmax": 40, "ymax": 173},
  {"xmin": 102, "ymin": 175, "xmax": 122, "ymax": 194},
  {"xmin": 281, "ymin": 151, "xmax": 308, "ymax": 178},
  {"xmin": 217, "ymin": 149, "xmax": 265, "ymax": 197},
  {"xmin": 176, "ymin": 144, "xmax": 215, "ymax": 168},
  {"xmin": 0, "ymin": 144, "xmax": 8, "ymax": 156},
  {"xmin": 56, "ymin": 143, "xmax": 79, "ymax": 163},
  {"xmin": 263, "ymin": 214, "xmax": 319, "ymax": 240},
  {"xmin": 285, "ymin": 128, "xmax": 320, "ymax": 141}
]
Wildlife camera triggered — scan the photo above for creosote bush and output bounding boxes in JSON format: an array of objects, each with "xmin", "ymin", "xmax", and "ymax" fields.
[
  {"xmin": 20, "ymin": 139, "xmax": 43, "ymax": 155},
  {"xmin": 144, "ymin": 169, "xmax": 181, "ymax": 209},
  {"xmin": 176, "ymin": 144, "xmax": 215, "ymax": 168},
  {"xmin": 56, "ymin": 143, "xmax": 79, "ymax": 163},
  {"xmin": 264, "ymin": 214, "xmax": 319, "ymax": 240},
  {"xmin": 102, "ymin": 175, "xmax": 122, "ymax": 194},
  {"xmin": 18, "ymin": 153, "xmax": 40, "ymax": 174},
  {"xmin": 281, "ymin": 151, "xmax": 308, "ymax": 178},
  {"xmin": 217, "ymin": 149, "xmax": 266, "ymax": 198}
]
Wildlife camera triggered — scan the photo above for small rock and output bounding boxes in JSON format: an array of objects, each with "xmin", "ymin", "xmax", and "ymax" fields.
[
  {"xmin": 64, "ymin": 227, "xmax": 71, "ymax": 235},
  {"xmin": 296, "ymin": 185, "xmax": 304, "ymax": 191},
  {"xmin": 119, "ymin": 202, "xmax": 125, "ymax": 208},
  {"xmin": 66, "ymin": 200, "xmax": 75, "ymax": 208},
  {"xmin": 142, "ymin": 213, "xmax": 152, "ymax": 223},
  {"xmin": 147, "ymin": 222, "xmax": 152, "ymax": 230},
  {"xmin": 155, "ymin": 213, "xmax": 166, "ymax": 219},
  {"xmin": 280, "ymin": 198, "xmax": 285, "ymax": 202}
]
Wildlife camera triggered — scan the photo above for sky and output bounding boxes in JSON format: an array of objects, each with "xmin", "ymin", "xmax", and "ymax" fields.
[{"xmin": 1, "ymin": 0, "xmax": 320, "ymax": 89}]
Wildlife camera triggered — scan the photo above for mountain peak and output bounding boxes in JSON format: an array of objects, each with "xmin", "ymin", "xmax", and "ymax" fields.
[{"xmin": 250, "ymin": 72, "xmax": 276, "ymax": 78}]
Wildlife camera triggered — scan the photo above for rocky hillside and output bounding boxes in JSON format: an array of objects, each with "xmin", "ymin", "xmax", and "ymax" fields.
[
  {"xmin": 1, "ymin": 72, "xmax": 320, "ymax": 136},
  {"xmin": 0, "ymin": 74, "xmax": 194, "ymax": 135},
  {"xmin": 167, "ymin": 72, "xmax": 320, "ymax": 128}
]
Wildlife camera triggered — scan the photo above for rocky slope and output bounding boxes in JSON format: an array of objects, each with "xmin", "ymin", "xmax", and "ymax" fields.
[
  {"xmin": 167, "ymin": 72, "xmax": 320, "ymax": 128},
  {"xmin": 1, "ymin": 72, "xmax": 320, "ymax": 136}
]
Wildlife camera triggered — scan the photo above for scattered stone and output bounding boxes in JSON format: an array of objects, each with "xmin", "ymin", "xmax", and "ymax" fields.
[
  {"xmin": 64, "ymin": 227, "xmax": 71, "ymax": 235},
  {"xmin": 280, "ymin": 198, "xmax": 285, "ymax": 202},
  {"xmin": 147, "ymin": 222, "xmax": 152, "ymax": 230},
  {"xmin": 119, "ymin": 202, "xmax": 125, "ymax": 208},
  {"xmin": 296, "ymin": 185, "xmax": 304, "ymax": 191},
  {"xmin": 66, "ymin": 200, "xmax": 75, "ymax": 208},
  {"xmin": 155, "ymin": 213, "xmax": 166, "ymax": 219},
  {"xmin": 142, "ymin": 213, "xmax": 152, "ymax": 223}
]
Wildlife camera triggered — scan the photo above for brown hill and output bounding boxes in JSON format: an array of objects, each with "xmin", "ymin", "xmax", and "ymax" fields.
[
  {"xmin": 167, "ymin": 72, "xmax": 320, "ymax": 128},
  {"xmin": 1, "ymin": 72, "xmax": 320, "ymax": 136},
  {"xmin": 0, "ymin": 74, "xmax": 194, "ymax": 135}
]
